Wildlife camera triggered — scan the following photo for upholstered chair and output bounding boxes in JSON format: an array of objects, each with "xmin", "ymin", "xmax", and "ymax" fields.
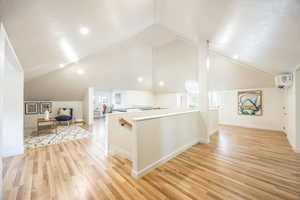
[{"xmin": 55, "ymin": 108, "xmax": 73, "ymax": 126}]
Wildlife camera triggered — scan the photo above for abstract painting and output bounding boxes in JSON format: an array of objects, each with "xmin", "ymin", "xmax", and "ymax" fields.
[{"xmin": 238, "ymin": 90, "xmax": 262, "ymax": 116}]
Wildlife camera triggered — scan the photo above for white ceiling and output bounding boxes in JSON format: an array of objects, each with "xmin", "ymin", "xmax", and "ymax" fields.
[
  {"xmin": 1, "ymin": 0, "xmax": 300, "ymax": 81},
  {"xmin": 0, "ymin": 0, "xmax": 154, "ymax": 80},
  {"xmin": 24, "ymin": 39, "xmax": 154, "ymax": 101},
  {"xmin": 158, "ymin": 0, "xmax": 300, "ymax": 74},
  {"xmin": 134, "ymin": 24, "xmax": 178, "ymax": 47}
]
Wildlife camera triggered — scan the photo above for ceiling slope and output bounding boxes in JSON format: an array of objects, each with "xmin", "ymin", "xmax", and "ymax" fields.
[
  {"xmin": 24, "ymin": 38, "xmax": 154, "ymax": 101},
  {"xmin": 209, "ymin": 52, "xmax": 275, "ymax": 91},
  {"xmin": 24, "ymin": 36, "xmax": 275, "ymax": 100},
  {"xmin": 1, "ymin": 0, "xmax": 298, "ymax": 101},
  {"xmin": 2, "ymin": 0, "xmax": 300, "ymax": 80},
  {"xmin": 1, "ymin": 0, "xmax": 154, "ymax": 80},
  {"xmin": 158, "ymin": 0, "xmax": 300, "ymax": 74}
]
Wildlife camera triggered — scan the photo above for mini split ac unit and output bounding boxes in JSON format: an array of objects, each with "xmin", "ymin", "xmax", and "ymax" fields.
[{"xmin": 275, "ymin": 73, "xmax": 293, "ymax": 88}]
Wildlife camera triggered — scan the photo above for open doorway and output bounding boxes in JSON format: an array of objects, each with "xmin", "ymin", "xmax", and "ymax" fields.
[{"xmin": 94, "ymin": 89, "xmax": 113, "ymax": 119}]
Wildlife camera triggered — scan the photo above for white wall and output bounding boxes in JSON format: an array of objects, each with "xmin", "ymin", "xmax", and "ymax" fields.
[
  {"xmin": 24, "ymin": 101, "xmax": 83, "ymax": 128},
  {"xmin": 107, "ymin": 109, "xmax": 177, "ymax": 159},
  {"xmin": 208, "ymin": 109, "xmax": 219, "ymax": 136},
  {"xmin": 154, "ymin": 93, "xmax": 178, "ymax": 108},
  {"xmin": 132, "ymin": 110, "xmax": 208, "ymax": 178},
  {"xmin": 208, "ymin": 53, "xmax": 275, "ymax": 91},
  {"xmin": 3, "ymin": 58, "xmax": 24, "ymax": 156},
  {"xmin": 284, "ymin": 70, "xmax": 300, "ymax": 153},
  {"xmin": 0, "ymin": 23, "xmax": 5, "ymax": 200},
  {"xmin": 123, "ymin": 90, "xmax": 154, "ymax": 106},
  {"xmin": 83, "ymin": 88, "xmax": 94, "ymax": 125},
  {"xmin": 284, "ymin": 80, "xmax": 295, "ymax": 148},
  {"xmin": 1, "ymin": 25, "xmax": 24, "ymax": 158},
  {"xmin": 153, "ymin": 39, "xmax": 198, "ymax": 93},
  {"xmin": 107, "ymin": 108, "xmax": 204, "ymax": 160},
  {"xmin": 218, "ymin": 88, "xmax": 284, "ymax": 131},
  {"xmin": 296, "ymin": 70, "xmax": 300, "ymax": 152}
]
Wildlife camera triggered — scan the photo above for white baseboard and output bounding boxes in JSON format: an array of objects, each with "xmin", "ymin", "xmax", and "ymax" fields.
[
  {"xmin": 293, "ymin": 147, "xmax": 300, "ymax": 154},
  {"xmin": 131, "ymin": 138, "xmax": 202, "ymax": 179},
  {"xmin": 199, "ymin": 137, "xmax": 210, "ymax": 144},
  {"xmin": 3, "ymin": 146, "xmax": 24, "ymax": 158},
  {"xmin": 209, "ymin": 128, "xmax": 218, "ymax": 136},
  {"xmin": 287, "ymin": 134, "xmax": 295, "ymax": 149},
  {"xmin": 219, "ymin": 123, "xmax": 282, "ymax": 132}
]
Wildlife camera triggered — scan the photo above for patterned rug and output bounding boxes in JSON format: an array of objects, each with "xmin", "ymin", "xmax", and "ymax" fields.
[{"xmin": 24, "ymin": 125, "xmax": 91, "ymax": 149}]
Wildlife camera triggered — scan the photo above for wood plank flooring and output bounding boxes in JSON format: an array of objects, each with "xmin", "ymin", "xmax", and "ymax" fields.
[{"xmin": 3, "ymin": 124, "xmax": 300, "ymax": 200}]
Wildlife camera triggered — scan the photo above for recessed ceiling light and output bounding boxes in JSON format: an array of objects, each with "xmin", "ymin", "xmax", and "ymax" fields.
[
  {"xmin": 137, "ymin": 77, "xmax": 143, "ymax": 83},
  {"xmin": 159, "ymin": 81, "xmax": 165, "ymax": 87},
  {"xmin": 59, "ymin": 64, "xmax": 64, "ymax": 68},
  {"xmin": 77, "ymin": 69, "xmax": 85, "ymax": 75},
  {"xmin": 80, "ymin": 27, "xmax": 89, "ymax": 35},
  {"xmin": 60, "ymin": 38, "xmax": 79, "ymax": 63},
  {"xmin": 233, "ymin": 54, "xmax": 239, "ymax": 59}
]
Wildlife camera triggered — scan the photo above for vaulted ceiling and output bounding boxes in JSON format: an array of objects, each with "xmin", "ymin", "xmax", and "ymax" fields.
[
  {"xmin": 1, "ymin": 0, "xmax": 300, "ymax": 80},
  {"xmin": 157, "ymin": 0, "xmax": 300, "ymax": 74},
  {"xmin": 0, "ymin": 0, "xmax": 155, "ymax": 80},
  {"xmin": 1, "ymin": 0, "xmax": 299, "ymax": 100}
]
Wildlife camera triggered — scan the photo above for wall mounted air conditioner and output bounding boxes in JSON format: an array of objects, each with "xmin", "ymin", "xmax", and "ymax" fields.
[{"xmin": 275, "ymin": 73, "xmax": 293, "ymax": 88}]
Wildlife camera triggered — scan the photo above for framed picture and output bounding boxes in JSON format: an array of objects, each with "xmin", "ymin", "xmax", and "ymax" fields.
[
  {"xmin": 40, "ymin": 102, "xmax": 52, "ymax": 114},
  {"xmin": 238, "ymin": 90, "xmax": 262, "ymax": 116},
  {"xmin": 25, "ymin": 102, "xmax": 39, "ymax": 115}
]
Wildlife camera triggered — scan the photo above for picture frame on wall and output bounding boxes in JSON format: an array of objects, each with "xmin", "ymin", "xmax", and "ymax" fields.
[
  {"xmin": 25, "ymin": 102, "xmax": 39, "ymax": 115},
  {"xmin": 238, "ymin": 90, "xmax": 263, "ymax": 116},
  {"xmin": 40, "ymin": 102, "xmax": 52, "ymax": 114}
]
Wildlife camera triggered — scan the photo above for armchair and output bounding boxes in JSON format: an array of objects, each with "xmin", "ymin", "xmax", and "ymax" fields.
[{"xmin": 55, "ymin": 108, "xmax": 73, "ymax": 126}]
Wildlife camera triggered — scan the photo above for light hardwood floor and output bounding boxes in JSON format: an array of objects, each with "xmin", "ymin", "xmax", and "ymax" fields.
[{"xmin": 3, "ymin": 123, "xmax": 300, "ymax": 200}]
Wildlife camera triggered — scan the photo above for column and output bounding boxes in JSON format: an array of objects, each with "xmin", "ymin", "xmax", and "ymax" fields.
[{"xmin": 198, "ymin": 42, "xmax": 210, "ymax": 143}]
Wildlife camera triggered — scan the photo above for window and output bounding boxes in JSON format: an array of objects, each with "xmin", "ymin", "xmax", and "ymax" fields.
[
  {"xmin": 101, "ymin": 96, "xmax": 108, "ymax": 104},
  {"xmin": 114, "ymin": 93, "xmax": 122, "ymax": 105},
  {"xmin": 185, "ymin": 80, "xmax": 200, "ymax": 107}
]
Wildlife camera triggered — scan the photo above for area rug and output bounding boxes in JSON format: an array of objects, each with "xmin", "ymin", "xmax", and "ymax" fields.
[{"xmin": 24, "ymin": 125, "xmax": 91, "ymax": 149}]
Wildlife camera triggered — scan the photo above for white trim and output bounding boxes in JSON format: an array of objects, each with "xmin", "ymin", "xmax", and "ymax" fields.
[
  {"xmin": 199, "ymin": 137, "xmax": 210, "ymax": 144},
  {"xmin": 209, "ymin": 128, "xmax": 218, "ymax": 136},
  {"xmin": 2, "ymin": 146, "xmax": 24, "ymax": 158},
  {"xmin": 219, "ymin": 123, "xmax": 283, "ymax": 132},
  {"xmin": 286, "ymin": 133, "xmax": 295, "ymax": 150},
  {"xmin": 134, "ymin": 109, "xmax": 200, "ymax": 121},
  {"xmin": 294, "ymin": 148, "xmax": 300, "ymax": 154},
  {"xmin": 131, "ymin": 138, "xmax": 202, "ymax": 179},
  {"xmin": 0, "ymin": 22, "xmax": 4, "ymax": 200}
]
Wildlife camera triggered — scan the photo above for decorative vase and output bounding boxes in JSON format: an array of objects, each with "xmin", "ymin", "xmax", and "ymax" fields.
[{"xmin": 44, "ymin": 109, "xmax": 49, "ymax": 120}]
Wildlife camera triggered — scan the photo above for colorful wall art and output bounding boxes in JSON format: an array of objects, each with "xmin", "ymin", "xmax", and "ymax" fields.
[{"xmin": 238, "ymin": 90, "xmax": 262, "ymax": 116}]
